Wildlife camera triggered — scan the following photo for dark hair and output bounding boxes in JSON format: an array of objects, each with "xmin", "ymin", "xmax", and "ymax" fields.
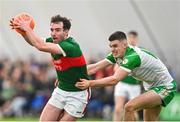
[
  {"xmin": 108, "ymin": 31, "xmax": 127, "ymax": 41},
  {"xmin": 51, "ymin": 15, "xmax": 71, "ymax": 30},
  {"xmin": 128, "ymin": 31, "xmax": 138, "ymax": 36}
]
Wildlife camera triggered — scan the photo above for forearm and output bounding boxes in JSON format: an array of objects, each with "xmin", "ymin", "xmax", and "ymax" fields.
[
  {"xmin": 89, "ymin": 68, "xmax": 128, "ymax": 87},
  {"xmin": 87, "ymin": 64, "xmax": 97, "ymax": 75},
  {"xmin": 89, "ymin": 76, "xmax": 118, "ymax": 87},
  {"xmin": 22, "ymin": 34, "xmax": 33, "ymax": 46},
  {"xmin": 87, "ymin": 60, "xmax": 110, "ymax": 75},
  {"xmin": 76, "ymin": 67, "xmax": 129, "ymax": 90},
  {"xmin": 23, "ymin": 27, "xmax": 45, "ymax": 49}
]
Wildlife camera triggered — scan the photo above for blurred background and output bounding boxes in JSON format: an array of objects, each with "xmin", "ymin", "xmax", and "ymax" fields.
[{"xmin": 0, "ymin": 0, "xmax": 180, "ymax": 121}]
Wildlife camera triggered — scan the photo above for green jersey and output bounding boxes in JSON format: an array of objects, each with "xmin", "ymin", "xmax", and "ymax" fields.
[
  {"xmin": 106, "ymin": 45, "xmax": 173, "ymax": 90},
  {"xmin": 120, "ymin": 75, "xmax": 140, "ymax": 85},
  {"xmin": 46, "ymin": 37, "xmax": 89, "ymax": 91}
]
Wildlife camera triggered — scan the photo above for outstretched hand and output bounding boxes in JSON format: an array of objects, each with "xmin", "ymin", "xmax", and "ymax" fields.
[
  {"xmin": 75, "ymin": 79, "xmax": 90, "ymax": 90},
  {"xmin": 9, "ymin": 18, "xmax": 29, "ymax": 32}
]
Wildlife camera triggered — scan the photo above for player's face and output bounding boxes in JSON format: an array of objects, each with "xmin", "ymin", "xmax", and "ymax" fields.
[
  {"xmin": 109, "ymin": 40, "xmax": 127, "ymax": 58},
  {"xmin": 50, "ymin": 22, "xmax": 67, "ymax": 43},
  {"xmin": 128, "ymin": 34, "xmax": 138, "ymax": 46}
]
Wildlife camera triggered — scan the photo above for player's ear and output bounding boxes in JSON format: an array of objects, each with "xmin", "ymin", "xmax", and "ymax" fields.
[
  {"xmin": 122, "ymin": 40, "xmax": 128, "ymax": 48},
  {"xmin": 63, "ymin": 29, "xmax": 69, "ymax": 36}
]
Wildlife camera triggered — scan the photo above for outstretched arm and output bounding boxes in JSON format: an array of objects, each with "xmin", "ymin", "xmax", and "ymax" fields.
[
  {"xmin": 76, "ymin": 67, "xmax": 129, "ymax": 89},
  {"xmin": 10, "ymin": 18, "xmax": 62, "ymax": 54},
  {"xmin": 22, "ymin": 34, "xmax": 33, "ymax": 46},
  {"xmin": 87, "ymin": 59, "xmax": 111, "ymax": 75}
]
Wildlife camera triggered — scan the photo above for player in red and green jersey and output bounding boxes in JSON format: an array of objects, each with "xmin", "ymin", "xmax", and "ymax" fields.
[
  {"xmin": 76, "ymin": 31, "xmax": 176, "ymax": 121},
  {"xmin": 46, "ymin": 37, "xmax": 89, "ymax": 91},
  {"xmin": 10, "ymin": 15, "xmax": 90, "ymax": 121}
]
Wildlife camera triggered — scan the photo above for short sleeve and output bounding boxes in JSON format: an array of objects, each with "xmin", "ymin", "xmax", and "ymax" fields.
[
  {"xmin": 120, "ymin": 53, "xmax": 141, "ymax": 72},
  {"xmin": 58, "ymin": 42, "xmax": 74, "ymax": 57},
  {"xmin": 57, "ymin": 39, "xmax": 82, "ymax": 57},
  {"xmin": 45, "ymin": 37, "xmax": 53, "ymax": 43},
  {"xmin": 105, "ymin": 53, "xmax": 116, "ymax": 64}
]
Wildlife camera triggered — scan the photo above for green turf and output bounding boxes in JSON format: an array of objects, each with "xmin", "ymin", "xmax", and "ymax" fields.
[
  {"xmin": 0, "ymin": 117, "xmax": 38, "ymax": 121},
  {"xmin": 0, "ymin": 117, "xmax": 103, "ymax": 121}
]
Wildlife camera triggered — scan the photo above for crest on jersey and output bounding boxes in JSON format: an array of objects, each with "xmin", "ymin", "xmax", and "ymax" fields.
[
  {"xmin": 122, "ymin": 59, "xmax": 128, "ymax": 64},
  {"xmin": 116, "ymin": 58, "xmax": 122, "ymax": 65}
]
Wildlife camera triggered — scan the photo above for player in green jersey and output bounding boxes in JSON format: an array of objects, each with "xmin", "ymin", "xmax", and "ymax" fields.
[
  {"xmin": 10, "ymin": 15, "xmax": 90, "ymax": 121},
  {"xmin": 113, "ymin": 31, "xmax": 141, "ymax": 121},
  {"xmin": 76, "ymin": 31, "xmax": 176, "ymax": 121}
]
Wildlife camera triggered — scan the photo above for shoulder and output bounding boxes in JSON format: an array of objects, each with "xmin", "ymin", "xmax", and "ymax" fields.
[
  {"xmin": 45, "ymin": 37, "xmax": 53, "ymax": 43},
  {"xmin": 61, "ymin": 37, "xmax": 78, "ymax": 44},
  {"xmin": 120, "ymin": 47, "xmax": 141, "ymax": 71},
  {"xmin": 106, "ymin": 53, "xmax": 116, "ymax": 64},
  {"xmin": 60, "ymin": 37, "xmax": 79, "ymax": 48},
  {"xmin": 58, "ymin": 37, "xmax": 82, "ymax": 57},
  {"xmin": 124, "ymin": 46, "xmax": 141, "ymax": 61}
]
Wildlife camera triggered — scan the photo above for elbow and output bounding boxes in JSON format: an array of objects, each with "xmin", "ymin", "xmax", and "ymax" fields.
[
  {"xmin": 34, "ymin": 43, "xmax": 45, "ymax": 51},
  {"xmin": 35, "ymin": 45, "xmax": 43, "ymax": 51}
]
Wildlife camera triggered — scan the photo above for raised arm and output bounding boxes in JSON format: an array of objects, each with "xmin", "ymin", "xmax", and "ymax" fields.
[
  {"xmin": 10, "ymin": 18, "xmax": 62, "ymax": 54},
  {"xmin": 87, "ymin": 59, "xmax": 112, "ymax": 75},
  {"xmin": 22, "ymin": 34, "xmax": 33, "ymax": 46},
  {"xmin": 23, "ymin": 28, "xmax": 61, "ymax": 54}
]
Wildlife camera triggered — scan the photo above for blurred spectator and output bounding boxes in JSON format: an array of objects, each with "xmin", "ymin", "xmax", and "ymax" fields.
[
  {"xmin": 0, "ymin": 55, "xmax": 145, "ymax": 119},
  {"xmin": 0, "ymin": 57, "xmax": 54, "ymax": 118},
  {"xmin": 86, "ymin": 59, "xmax": 114, "ymax": 120}
]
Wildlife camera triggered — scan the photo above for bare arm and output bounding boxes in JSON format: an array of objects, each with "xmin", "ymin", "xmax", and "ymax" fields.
[
  {"xmin": 22, "ymin": 34, "xmax": 33, "ymax": 46},
  {"xmin": 10, "ymin": 18, "xmax": 62, "ymax": 54},
  {"xmin": 76, "ymin": 67, "xmax": 129, "ymax": 89},
  {"xmin": 23, "ymin": 28, "xmax": 61, "ymax": 54},
  {"xmin": 87, "ymin": 59, "xmax": 112, "ymax": 75},
  {"xmin": 89, "ymin": 67, "xmax": 129, "ymax": 87}
]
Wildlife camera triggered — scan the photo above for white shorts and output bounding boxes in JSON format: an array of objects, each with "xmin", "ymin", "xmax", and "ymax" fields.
[
  {"xmin": 48, "ymin": 87, "xmax": 91, "ymax": 118},
  {"xmin": 114, "ymin": 82, "xmax": 141, "ymax": 100}
]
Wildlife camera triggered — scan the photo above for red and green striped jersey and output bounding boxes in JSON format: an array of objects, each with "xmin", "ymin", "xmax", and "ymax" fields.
[{"xmin": 46, "ymin": 37, "xmax": 89, "ymax": 91}]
